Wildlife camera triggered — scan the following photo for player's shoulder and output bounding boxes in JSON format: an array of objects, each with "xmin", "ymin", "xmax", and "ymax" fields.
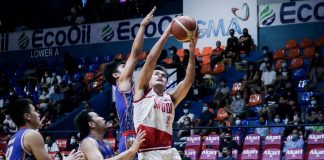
[
  {"xmin": 81, "ymin": 137, "xmax": 98, "ymax": 146},
  {"xmin": 24, "ymin": 129, "xmax": 42, "ymax": 139}
]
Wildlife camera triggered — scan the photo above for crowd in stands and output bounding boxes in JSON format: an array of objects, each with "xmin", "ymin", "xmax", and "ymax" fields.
[{"xmin": 0, "ymin": 28, "xmax": 323, "ymax": 159}]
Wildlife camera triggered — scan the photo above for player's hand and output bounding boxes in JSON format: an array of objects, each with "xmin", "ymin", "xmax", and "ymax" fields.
[
  {"xmin": 127, "ymin": 137, "xmax": 135, "ymax": 148},
  {"xmin": 129, "ymin": 130, "xmax": 146, "ymax": 153},
  {"xmin": 65, "ymin": 149, "xmax": 83, "ymax": 160},
  {"xmin": 141, "ymin": 6, "xmax": 156, "ymax": 27}
]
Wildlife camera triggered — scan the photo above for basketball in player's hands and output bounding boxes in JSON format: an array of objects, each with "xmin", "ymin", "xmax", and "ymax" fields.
[{"xmin": 171, "ymin": 16, "xmax": 198, "ymax": 42}]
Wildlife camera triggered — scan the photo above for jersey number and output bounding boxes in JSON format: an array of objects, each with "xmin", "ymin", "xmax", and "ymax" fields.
[{"xmin": 6, "ymin": 137, "xmax": 15, "ymax": 159}]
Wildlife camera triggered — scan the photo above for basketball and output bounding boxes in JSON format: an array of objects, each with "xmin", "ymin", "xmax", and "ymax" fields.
[{"xmin": 171, "ymin": 16, "xmax": 198, "ymax": 42}]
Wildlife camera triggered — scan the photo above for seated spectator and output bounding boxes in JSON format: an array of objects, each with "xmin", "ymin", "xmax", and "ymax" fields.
[
  {"xmin": 281, "ymin": 82, "xmax": 297, "ymax": 102},
  {"xmin": 260, "ymin": 85, "xmax": 279, "ymax": 121},
  {"xmin": 177, "ymin": 103, "xmax": 195, "ymax": 127},
  {"xmin": 286, "ymin": 100, "xmax": 301, "ymax": 122},
  {"xmin": 261, "ymin": 62, "xmax": 276, "ymax": 94},
  {"xmin": 238, "ymin": 28, "xmax": 252, "ymax": 56},
  {"xmin": 168, "ymin": 46, "xmax": 181, "ymax": 66},
  {"xmin": 269, "ymin": 114, "xmax": 285, "ymax": 136},
  {"xmin": 44, "ymin": 135, "xmax": 60, "ymax": 152},
  {"xmin": 224, "ymin": 29, "xmax": 239, "ymax": 65},
  {"xmin": 40, "ymin": 71, "xmax": 52, "ymax": 87},
  {"xmin": 214, "ymin": 78, "xmax": 230, "ymax": 107},
  {"xmin": 49, "ymin": 84, "xmax": 65, "ymax": 115},
  {"xmin": 219, "ymin": 147, "xmax": 236, "ymax": 160},
  {"xmin": 38, "ymin": 86, "xmax": 50, "ymax": 111},
  {"xmin": 2, "ymin": 114, "xmax": 17, "ymax": 133},
  {"xmin": 305, "ymin": 48, "xmax": 324, "ymax": 91},
  {"xmin": 65, "ymin": 135, "xmax": 79, "ymax": 151},
  {"xmin": 231, "ymin": 116, "xmax": 247, "ymax": 138},
  {"xmin": 177, "ymin": 117, "xmax": 194, "ymax": 139},
  {"xmin": 214, "ymin": 120, "xmax": 231, "ymax": 135},
  {"xmin": 258, "ymin": 46, "xmax": 272, "ymax": 72},
  {"xmin": 210, "ymin": 41, "xmax": 225, "ymax": 67},
  {"xmin": 220, "ymin": 132, "xmax": 239, "ymax": 151},
  {"xmin": 255, "ymin": 116, "xmax": 269, "ymax": 139},
  {"xmin": 274, "ymin": 96, "xmax": 289, "ymax": 120},
  {"xmin": 226, "ymin": 91, "xmax": 246, "ymax": 121},
  {"xmin": 50, "ymin": 72, "xmax": 62, "ymax": 85},
  {"xmin": 242, "ymin": 63, "xmax": 261, "ymax": 99},
  {"xmin": 213, "ymin": 41, "xmax": 224, "ymax": 53},
  {"xmin": 275, "ymin": 60, "xmax": 292, "ymax": 90},
  {"xmin": 54, "ymin": 152, "xmax": 63, "ymax": 160},
  {"xmin": 283, "ymin": 129, "xmax": 304, "ymax": 153},
  {"xmin": 312, "ymin": 111, "xmax": 324, "ymax": 132},
  {"xmin": 196, "ymin": 102, "xmax": 214, "ymax": 136}
]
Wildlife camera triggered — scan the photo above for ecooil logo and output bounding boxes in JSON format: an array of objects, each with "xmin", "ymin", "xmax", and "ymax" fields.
[
  {"xmin": 232, "ymin": 3, "xmax": 250, "ymax": 21},
  {"xmin": 260, "ymin": 5, "xmax": 275, "ymax": 26},
  {"xmin": 18, "ymin": 32, "xmax": 29, "ymax": 49},
  {"xmin": 101, "ymin": 24, "xmax": 114, "ymax": 42}
]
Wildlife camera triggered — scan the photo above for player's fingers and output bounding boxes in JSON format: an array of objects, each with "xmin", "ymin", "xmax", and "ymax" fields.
[
  {"xmin": 69, "ymin": 149, "xmax": 76, "ymax": 155},
  {"xmin": 149, "ymin": 6, "xmax": 156, "ymax": 15},
  {"xmin": 136, "ymin": 131, "xmax": 146, "ymax": 141}
]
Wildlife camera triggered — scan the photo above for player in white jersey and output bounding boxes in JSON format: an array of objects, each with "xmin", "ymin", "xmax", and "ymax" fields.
[{"xmin": 133, "ymin": 22, "xmax": 197, "ymax": 160}]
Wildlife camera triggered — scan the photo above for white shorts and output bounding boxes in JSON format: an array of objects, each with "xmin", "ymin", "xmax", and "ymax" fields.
[{"xmin": 138, "ymin": 148, "xmax": 181, "ymax": 160}]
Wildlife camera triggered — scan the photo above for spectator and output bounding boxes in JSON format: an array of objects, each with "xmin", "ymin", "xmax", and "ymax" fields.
[
  {"xmin": 44, "ymin": 135, "xmax": 60, "ymax": 152},
  {"xmin": 196, "ymin": 102, "xmax": 213, "ymax": 135},
  {"xmin": 210, "ymin": 41, "xmax": 224, "ymax": 68},
  {"xmin": 275, "ymin": 60, "xmax": 292, "ymax": 91},
  {"xmin": 0, "ymin": 154, "xmax": 5, "ymax": 160},
  {"xmin": 261, "ymin": 62, "xmax": 276, "ymax": 94},
  {"xmin": 168, "ymin": 46, "xmax": 181, "ymax": 66},
  {"xmin": 2, "ymin": 114, "xmax": 17, "ymax": 133},
  {"xmin": 177, "ymin": 116, "xmax": 194, "ymax": 139},
  {"xmin": 40, "ymin": 71, "xmax": 51, "ymax": 86},
  {"xmin": 269, "ymin": 114, "xmax": 285, "ymax": 136},
  {"xmin": 50, "ymin": 72, "xmax": 62, "ymax": 86},
  {"xmin": 212, "ymin": 41, "xmax": 224, "ymax": 53},
  {"xmin": 306, "ymin": 48, "xmax": 324, "ymax": 90},
  {"xmin": 231, "ymin": 116, "xmax": 247, "ymax": 138},
  {"xmin": 242, "ymin": 63, "xmax": 261, "ymax": 99},
  {"xmin": 260, "ymin": 85, "xmax": 279, "ymax": 121},
  {"xmin": 65, "ymin": 135, "xmax": 79, "ymax": 151},
  {"xmin": 38, "ymin": 86, "xmax": 50, "ymax": 111},
  {"xmin": 49, "ymin": 85, "xmax": 64, "ymax": 105},
  {"xmin": 224, "ymin": 29, "xmax": 239, "ymax": 65},
  {"xmin": 214, "ymin": 78, "xmax": 230, "ymax": 107},
  {"xmin": 54, "ymin": 152, "xmax": 63, "ymax": 160},
  {"xmin": 220, "ymin": 132, "xmax": 239, "ymax": 151},
  {"xmin": 283, "ymin": 129, "xmax": 304, "ymax": 153},
  {"xmin": 255, "ymin": 116, "xmax": 269, "ymax": 139},
  {"xmin": 219, "ymin": 147, "xmax": 236, "ymax": 160},
  {"xmin": 238, "ymin": 28, "xmax": 252, "ymax": 56},
  {"xmin": 226, "ymin": 91, "xmax": 246, "ymax": 121},
  {"xmin": 312, "ymin": 111, "xmax": 324, "ymax": 132},
  {"xmin": 177, "ymin": 103, "xmax": 195, "ymax": 127},
  {"xmin": 281, "ymin": 82, "xmax": 297, "ymax": 102}
]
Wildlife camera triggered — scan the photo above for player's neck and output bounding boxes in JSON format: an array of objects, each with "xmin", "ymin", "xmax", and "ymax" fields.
[
  {"xmin": 89, "ymin": 130, "xmax": 104, "ymax": 141},
  {"xmin": 153, "ymin": 87, "xmax": 164, "ymax": 96},
  {"xmin": 22, "ymin": 123, "xmax": 38, "ymax": 130}
]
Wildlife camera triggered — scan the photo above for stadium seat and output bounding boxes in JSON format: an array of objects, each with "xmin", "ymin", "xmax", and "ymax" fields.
[
  {"xmin": 185, "ymin": 135, "xmax": 202, "ymax": 156},
  {"xmin": 295, "ymin": 79, "xmax": 309, "ymax": 92},
  {"xmin": 241, "ymin": 148, "xmax": 259, "ymax": 160},
  {"xmin": 307, "ymin": 148, "xmax": 324, "ymax": 160},
  {"xmin": 230, "ymin": 82, "xmax": 242, "ymax": 95},
  {"xmin": 275, "ymin": 59, "xmax": 283, "ymax": 71},
  {"xmin": 202, "ymin": 55, "xmax": 210, "ymax": 65},
  {"xmin": 273, "ymin": 49, "xmax": 285, "ymax": 60},
  {"xmin": 247, "ymin": 94, "xmax": 262, "ymax": 107},
  {"xmin": 285, "ymin": 39, "xmax": 298, "ymax": 49},
  {"xmin": 199, "ymin": 149, "xmax": 218, "ymax": 160},
  {"xmin": 115, "ymin": 53, "xmax": 125, "ymax": 61},
  {"xmin": 184, "ymin": 149, "xmax": 198, "ymax": 160},
  {"xmin": 202, "ymin": 134, "xmax": 220, "ymax": 150},
  {"xmin": 163, "ymin": 58, "xmax": 173, "ymax": 64},
  {"xmin": 201, "ymin": 46, "xmax": 213, "ymax": 56},
  {"xmin": 177, "ymin": 48, "xmax": 184, "ymax": 57},
  {"xmin": 285, "ymin": 148, "xmax": 304, "ymax": 160},
  {"xmin": 105, "ymin": 138, "xmax": 117, "ymax": 151},
  {"xmin": 303, "ymin": 47, "xmax": 315, "ymax": 58},
  {"xmin": 243, "ymin": 134, "xmax": 261, "ymax": 150},
  {"xmin": 213, "ymin": 63, "xmax": 225, "ymax": 74},
  {"xmin": 286, "ymin": 48, "xmax": 300, "ymax": 59},
  {"xmin": 289, "ymin": 57, "xmax": 304, "ymax": 69},
  {"xmin": 306, "ymin": 132, "xmax": 324, "ymax": 152},
  {"xmin": 298, "ymin": 92, "xmax": 314, "ymax": 105},
  {"xmin": 300, "ymin": 38, "xmax": 313, "ymax": 48},
  {"xmin": 215, "ymin": 108, "xmax": 229, "ymax": 121},
  {"xmin": 195, "ymin": 48, "xmax": 200, "ymax": 56},
  {"xmin": 233, "ymin": 135, "xmax": 241, "ymax": 147},
  {"xmin": 55, "ymin": 138, "xmax": 68, "ymax": 151},
  {"xmin": 139, "ymin": 51, "xmax": 148, "ymax": 61},
  {"xmin": 264, "ymin": 134, "xmax": 282, "ymax": 150},
  {"xmin": 315, "ymin": 37, "xmax": 324, "ymax": 47},
  {"xmin": 262, "ymin": 149, "xmax": 281, "ymax": 160},
  {"xmin": 201, "ymin": 64, "xmax": 212, "ymax": 74},
  {"xmin": 292, "ymin": 68, "xmax": 307, "ymax": 80},
  {"xmin": 84, "ymin": 72, "xmax": 94, "ymax": 83}
]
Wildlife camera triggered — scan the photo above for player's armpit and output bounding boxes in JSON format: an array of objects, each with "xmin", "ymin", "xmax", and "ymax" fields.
[
  {"xmin": 24, "ymin": 130, "xmax": 51, "ymax": 160},
  {"xmin": 81, "ymin": 138, "xmax": 104, "ymax": 160}
]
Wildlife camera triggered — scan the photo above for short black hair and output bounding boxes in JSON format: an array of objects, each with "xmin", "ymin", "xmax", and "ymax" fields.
[
  {"xmin": 9, "ymin": 99, "xmax": 33, "ymax": 127},
  {"xmin": 74, "ymin": 109, "xmax": 93, "ymax": 140},
  {"xmin": 104, "ymin": 60, "xmax": 123, "ymax": 85},
  {"xmin": 154, "ymin": 65, "xmax": 169, "ymax": 79}
]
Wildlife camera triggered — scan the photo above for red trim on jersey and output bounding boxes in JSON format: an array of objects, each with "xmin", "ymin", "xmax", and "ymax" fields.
[
  {"xmin": 137, "ymin": 124, "xmax": 172, "ymax": 152},
  {"xmin": 122, "ymin": 130, "xmax": 136, "ymax": 137},
  {"xmin": 133, "ymin": 88, "xmax": 152, "ymax": 103}
]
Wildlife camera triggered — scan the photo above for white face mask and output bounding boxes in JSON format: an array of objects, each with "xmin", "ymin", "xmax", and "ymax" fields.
[
  {"xmin": 183, "ymin": 109, "xmax": 189, "ymax": 114},
  {"xmin": 311, "ymin": 100, "xmax": 317, "ymax": 105},
  {"xmin": 70, "ymin": 138, "xmax": 76, "ymax": 144},
  {"xmin": 202, "ymin": 107, "xmax": 208, "ymax": 112},
  {"xmin": 55, "ymin": 157, "xmax": 61, "ymax": 160},
  {"xmin": 262, "ymin": 50, "xmax": 267, "ymax": 54},
  {"xmin": 42, "ymin": 91, "xmax": 47, "ymax": 95},
  {"xmin": 274, "ymin": 118, "xmax": 280, "ymax": 123},
  {"xmin": 235, "ymin": 120, "xmax": 241, "ymax": 125},
  {"xmin": 282, "ymin": 63, "xmax": 287, "ymax": 68},
  {"xmin": 236, "ymin": 95, "xmax": 241, "ymax": 99}
]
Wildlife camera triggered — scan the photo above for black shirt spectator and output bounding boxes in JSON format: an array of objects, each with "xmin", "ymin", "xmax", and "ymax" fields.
[
  {"xmin": 220, "ymin": 132, "xmax": 239, "ymax": 151},
  {"xmin": 238, "ymin": 28, "xmax": 252, "ymax": 55}
]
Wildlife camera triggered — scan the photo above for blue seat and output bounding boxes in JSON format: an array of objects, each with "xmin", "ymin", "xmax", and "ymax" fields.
[
  {"xmin": 298, "ymin": 92, "xmax": 314, "ymax": 105},
  {"xmin": 294, "ymin": 79, "xmax": 309, "ymax": 92},
  {"xmin": 292, "ymin": 68, "xmax": 307, "ymax": 80}
]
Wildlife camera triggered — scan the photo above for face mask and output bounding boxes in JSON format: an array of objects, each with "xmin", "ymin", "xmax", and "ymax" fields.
[
  {"xmin": 26, "ymin": 92, "xmax": 30, "ymax": 96},
  {"xmin": 55, "ymin": 157, "xmax": 61, "ymax": 160},
  {"xmin": 70, "ymin": 138, "xmax": 76, "ymax": 144},
  {"xmin": 68, "ymin": 80, "xmax": 72, "ymax": 84},
  {"xmin": 222, "ymin": 152, "xmax": 228, "ymax": 157},
  {"xmin": 52, "ymin": 73, "xmax": 57, "ymax": 76},
  {"xmin": 183, "ymin": 109, "xmax": 189, "ymax": 114},
  {"xmin": 284, "ymin": 118, "xmax": 289, "ymax": 124},
  {"xmin": 292, "ymin": 134, "xmax": 299, "ymax": 140},
  {"xmin": 202, "ymin": 107, "xmax": 208, "ymax": 112},
  {"xmin": 225, "ymin": 137, "xmax": 232, "ymax": 141},
  {"xmin": 311, "ymin": 100, "xmax": 317, "ymax": 105},
  {"xmin": 235, "ymin": 120, "xmax": 241, "ymax": 125},
  {"xmin": 315, "ymin": 54, "xmax": 320, "ymax": 58},
  {"xmin": 45, "ymin": 74, "xmax": 48, "ymax": 77},
  {"xmin": 274, "ymin": 118, "xmax": 280, "ymax": 123},
  {"xmin": 282, "ymin": 63, "xmax": 287, "ymax": 68},
  {"xmin": 282, "ymin": 72, "xmax": 288, "ymax": 76},
  {"xmin": 220, "ymin": 83, "xmax": 225, "ymax": 86},
  {"xmin": 42, "ymin": 91, "xmax": 47, "ymax": 95},
  {"xmin": 236, "ymin": 95, "xmax": 241, "ymax": 99},
  {"xmin": 9, "ymin": 92, "xmax": 14, "ymax": 96},
  {"xmin": 243, "ymin": 31, "xmax": 248, "ymax": 35},
  {"xmin": 264, "ymin": 57, "xmax": 269, "ymax": 61},
  {"xmin": 262, "ymin": 50, "xmax": 267, "ymax": 54},
  {"xmin": 184, "ymin": 121, "xmax": 190, "ymax": 126}
]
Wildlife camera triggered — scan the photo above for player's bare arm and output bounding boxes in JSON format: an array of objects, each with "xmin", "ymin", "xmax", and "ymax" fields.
[
  {"xmin": 118, "ymin": 7, "xmax": 156, "ymax": 92},
  {"xmin": 24, "ymin": 130, "xmax": 51, "ymax": 160},
  {"xmin": 169, "ymin": 37, "xmax": 197, "ymax": 107},
  {"xmin": 134, "ymin": 22, "xmax": 173, "ymax": 101}
]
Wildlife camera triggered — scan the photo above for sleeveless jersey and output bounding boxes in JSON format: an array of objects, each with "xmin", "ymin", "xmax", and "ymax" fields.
[
  {"xmin": 6, "ymin": 128, "xmax": 36, "ymax": 160},
  {"xmin": 85, "ymin": 136, "xmax": 114, "ymax": 158},
  {"xmin": 133, "ymin": 89, "xmax": 175, "ymax": 152},
  {"xmin": 115, "ymin": 84, "xmax": 135, "ymax": 132}
]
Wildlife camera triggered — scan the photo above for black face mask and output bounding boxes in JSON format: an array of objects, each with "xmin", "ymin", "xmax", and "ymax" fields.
[
  {"xmin": 225, "ymin": 137, "xmax": 232, "ymax": 141},
  {"xmin": 222, "ymin": 152, "xmax": 228, "ymax": 157},
  {"xmin": 243, "ymin": 31, "xmax": 248, "ymax": 35}
]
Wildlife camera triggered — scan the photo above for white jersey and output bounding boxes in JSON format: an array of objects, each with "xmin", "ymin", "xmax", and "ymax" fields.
[{"xmin": 133, "ymin": 88, "xmax": 175, "ymax": 152}]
